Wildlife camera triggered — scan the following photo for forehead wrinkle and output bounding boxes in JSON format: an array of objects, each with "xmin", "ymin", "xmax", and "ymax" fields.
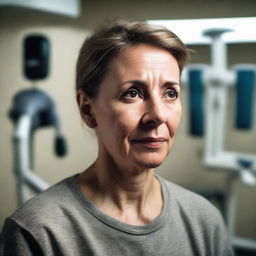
[
  {"xmin": 144, "ymin": 68, "xmax": 177, "ymax": 91},
  {"xmin": 143, "ymin": 68, "xmax": 159, "ymax": 91},
  {"xmin": 107, "ymin": 45, "xmax": 180, "ymax": 90}
]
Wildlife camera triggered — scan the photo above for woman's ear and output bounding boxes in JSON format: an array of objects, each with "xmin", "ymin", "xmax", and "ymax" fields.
[{"xmin": 76, "ymin": 90, "xmax": 97, "ymax": 128}]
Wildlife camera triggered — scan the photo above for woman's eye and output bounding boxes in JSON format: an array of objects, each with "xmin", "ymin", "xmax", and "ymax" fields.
[
  {"xmin": 123, "ymin": 89, "xmax": 141, "ymax": 99},
  {"xmin": 166, "ymin": 89, "xmax": 178, "ymax": 99}
]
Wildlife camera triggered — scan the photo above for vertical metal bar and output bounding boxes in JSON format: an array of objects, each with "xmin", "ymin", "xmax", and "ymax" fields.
[
  {"xmin": 225, "ymin": 173, "xmax": 237, "ymax": 237},
  {"xmin": 13, "ymin": 115, "xmax": 32, "ymax": 206}
]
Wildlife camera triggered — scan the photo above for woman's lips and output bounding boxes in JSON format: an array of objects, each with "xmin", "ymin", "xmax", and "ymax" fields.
[{"xmin": 132, "ymin": 137, "xmax": 167, "ymax": 149}]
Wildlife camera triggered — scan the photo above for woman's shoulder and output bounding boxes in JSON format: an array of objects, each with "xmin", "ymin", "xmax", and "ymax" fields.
[
  {"xmin": 158, "ymin": 175, "xmax": 224, "ymax": 223},
  {"xmin": 7, "ymin": 175, "xmax": 78, "ymax": 230},
  {"xmin": 0, "ymin": 175, "xmax": 86, "ymax": 255},
  {"xmin": 157, "ymin": 177, "xmax": 233, "ymax": 255}
]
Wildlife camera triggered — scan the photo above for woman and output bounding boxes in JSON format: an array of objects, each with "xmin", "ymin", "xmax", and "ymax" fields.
[{"xmin": 0, "ymin": 21, "xmax": 233, "ymax": 256}]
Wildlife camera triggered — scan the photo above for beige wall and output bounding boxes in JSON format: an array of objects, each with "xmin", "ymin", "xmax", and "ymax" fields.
[{"xmin": 0, "ymin": 0, "xmax": 256, "ymax": 240}]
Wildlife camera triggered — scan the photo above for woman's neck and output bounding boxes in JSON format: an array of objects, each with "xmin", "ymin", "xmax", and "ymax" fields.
[{"xmin": 76, "ymin": 158, "xmax": 163, "ymax": 225}]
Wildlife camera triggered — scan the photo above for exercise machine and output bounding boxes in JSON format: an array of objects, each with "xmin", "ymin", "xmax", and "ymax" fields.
[
  {"xmin": 9, "ymin": 34, "xmax": 67, "ymax": 207},
  {"xmin": 185, "ymin": 28, "xmax": 256, "ymax": 253}
]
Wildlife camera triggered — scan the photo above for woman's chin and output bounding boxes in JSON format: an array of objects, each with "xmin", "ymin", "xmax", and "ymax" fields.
[
  {"xmin": 128, "ymin": 144, "xmax": 170, "ymax": 169},
  {"xmin": 133, "ymin": 155, "xmax": 166, "ymax": 169}
]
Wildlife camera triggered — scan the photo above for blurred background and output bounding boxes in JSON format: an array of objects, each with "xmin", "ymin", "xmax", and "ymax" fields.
[{"xmin": 0, "ymin": 0, "xmax": 256, "ymax": 254}]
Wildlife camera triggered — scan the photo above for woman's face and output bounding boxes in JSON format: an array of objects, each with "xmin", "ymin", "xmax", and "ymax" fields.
[{"xmin": 91, "ymin": 43, "xmax": 181, "ymax": 172}]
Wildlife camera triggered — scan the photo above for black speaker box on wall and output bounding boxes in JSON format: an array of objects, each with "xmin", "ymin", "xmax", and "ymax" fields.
[{"xmin": 23, "ymin": 35, "xmax": 50, "ymax": 80}]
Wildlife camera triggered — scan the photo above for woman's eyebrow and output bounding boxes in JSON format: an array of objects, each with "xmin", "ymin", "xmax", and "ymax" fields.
[
  {"xmin": 163, "ymin": 81, "xmax": 180, "ymax": 87},
  {"xmin": 120, "ymin": 80, "xmax": 180, "ymax": 87},
  {"xmin": 120, "ymin": 80, "xmax": 147, "ymax": 87}
]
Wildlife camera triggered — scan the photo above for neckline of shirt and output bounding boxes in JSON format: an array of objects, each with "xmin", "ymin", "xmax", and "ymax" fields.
[{"xmin": 66, "ymin": 174, "xmax": 170, "ymax": 236}]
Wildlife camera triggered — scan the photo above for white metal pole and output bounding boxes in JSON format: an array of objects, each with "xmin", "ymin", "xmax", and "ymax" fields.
[
  {"xmin": 13, "ymin": 115, "xmax": 50, "ymax": 206},
  {"xmin": 13, "ymin": 115, "xmax": 32, "ymax": 205},
  {"xmin": 203, "ymin": 29, "xmax": 231, "ymax": 160}
]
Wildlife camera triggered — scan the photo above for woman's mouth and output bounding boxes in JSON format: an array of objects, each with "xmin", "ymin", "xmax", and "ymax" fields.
[{"xmin": 132, "ymin": 137, "xmax": 167, "ymax": 149}]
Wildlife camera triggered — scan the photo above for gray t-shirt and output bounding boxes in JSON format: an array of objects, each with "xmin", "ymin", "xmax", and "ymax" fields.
[{"xmin": 0, "ymin": 175, "xmax": 233, "ymax": 256}]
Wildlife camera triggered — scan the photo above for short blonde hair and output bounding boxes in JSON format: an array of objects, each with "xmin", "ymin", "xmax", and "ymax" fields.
[{"xmin": 76, "ymin": 20, "xmax": 188, "ymax": 98}]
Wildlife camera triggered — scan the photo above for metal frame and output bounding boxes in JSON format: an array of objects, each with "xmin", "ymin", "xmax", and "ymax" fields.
[
  {"xmin": 183, "ymin": 29, "xmax": 256, "ymax": 252},
  {"xmin": 13, "ymin": 115, "xmax": 49, "ymax": 206},
  {"xmin": 9, "ymin": 88, "xmax": 67, "ymax": 206}
]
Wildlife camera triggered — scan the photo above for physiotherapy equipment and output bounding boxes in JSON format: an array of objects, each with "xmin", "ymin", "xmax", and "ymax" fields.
[
  {"xmin": 185, "ymin": 28, "xmax": 256, "ymax": 252},
  {"xmin": 9, "ymin": 34, "xmax": 67, "ymax": 206}
]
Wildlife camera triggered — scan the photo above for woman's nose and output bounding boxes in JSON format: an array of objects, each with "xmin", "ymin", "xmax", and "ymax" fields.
[{"xmin": 141, "ymin": 98, "xmax": 168, "ymax": 128}]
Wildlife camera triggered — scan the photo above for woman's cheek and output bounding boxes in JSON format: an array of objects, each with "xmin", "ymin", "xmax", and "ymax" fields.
[
  {"xmin": 114, "ymin": 107, "xmax": 140, "ymax": 133},
  {"xmin": 172, "ymin": 103, "xmax": 182, "ymax": 125}
]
